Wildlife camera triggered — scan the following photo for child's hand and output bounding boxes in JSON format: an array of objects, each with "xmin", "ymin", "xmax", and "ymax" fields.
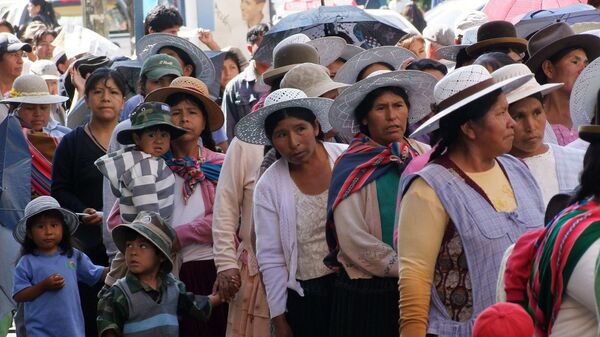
[{"xmin": 42, "ymin": 273, "xmax": 65, "ymax": 290}]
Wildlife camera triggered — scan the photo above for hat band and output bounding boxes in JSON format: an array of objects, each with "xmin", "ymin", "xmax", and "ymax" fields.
[
  {"xmin": 10, "ymin": 89, "xmax": 50, "ymax": 98},
  {"xmin": 437, "ymin": 78, "xmax": 496, "ymax": 112}
]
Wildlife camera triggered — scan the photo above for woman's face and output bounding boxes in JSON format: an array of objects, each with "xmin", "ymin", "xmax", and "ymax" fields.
[
  {"xmin": 220, "ymin": 58, "xmax": 240, "ymax": 89},
  {"xmin": 19, "ymin": 103, "xmax": 51, "ymax": 131},
  {"xmin": 86, "ymin": 78, "xmax": 124, "ymax": 122},
  {"xmin": 270, "ymin": 116, "xmax": 319, "ymax": 165},
  {"xmin": 467, "ymin": 93, "xmax": 516, "ymax": 157},
  {"xmin": 509, "ymin": 97, "xmax": 547, "ymax": 157},
  {"xmin": 362, "ymin": 91, "xmax": 409, "ymax": 145},
  {"xmin": 409, "ymin": 40, "xmax": 426, "ymax": 59},
  {"xmin": 170, "ymin": 98, "xmax": 207, "ymax": 144},
  {"xmin": 544, "ymin": 48, "xmax": 588, "ymax": 93},
  {"xmin": 27, "ymin": 2, "xmax": 41, "ymax": 17}
]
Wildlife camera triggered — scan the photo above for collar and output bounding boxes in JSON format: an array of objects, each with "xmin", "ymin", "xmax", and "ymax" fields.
[
  {"xmin": 241, "ymin": 60, "xmax": 259, "ymax": 82},
  {"xmin": 124, "ymin": 271, "xmax": 166, "ymax": 294}
]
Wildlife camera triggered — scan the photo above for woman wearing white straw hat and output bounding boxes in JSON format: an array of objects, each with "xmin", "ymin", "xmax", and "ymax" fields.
[
  {"xmin": 325, "ymin": 70, "xmax": 435, "ymax": 337},
  {"xmin": 492, "ymin": 63, "xmax": 584, "ymax": 206},
  {"xmin": 397, "ymin": 64, "xmax": 544, "ymax": 337},
  {"xmin": 236, "ymin": 88, "xmax": 346, "ymax": 337},
  {"xmin": 0, "ymin": 74, "xmax": 69, "ymax": 199},
  {"xmin": 526, "ymin": 22, "xmax": 600, "ymax": 146},
  {"xmin": 568, "ymin": 57, "xmax": 600, "ymax": 151}
]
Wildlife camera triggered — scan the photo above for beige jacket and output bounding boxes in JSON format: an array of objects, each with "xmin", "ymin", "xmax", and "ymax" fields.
[{"xmin": 212, "ymin": 137, "xmax": 264, "ymax": 275}]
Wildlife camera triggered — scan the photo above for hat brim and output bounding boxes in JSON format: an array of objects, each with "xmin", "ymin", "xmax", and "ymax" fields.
[
  {"xmin": 329, "ymin": 70, "xmax": 437, "ymax": 137},
  {"xmin": 112, "ymin": 224, "xmax": 173, "ymax": 273},
  {"xmin": 13, "ymin": 207, "xmax": 79, "ymax": 244},
  {"xmin": 137, "ymin": 33, "xmax": 216, "ymax": 87},
  {"xmin": 262, "ymin": 64, "xmax": 298, "ymax": 86},
  {"xmin": 340, "ymin": 45, "xmax": 365, "ymax": 61},
  {"xmin": 526, "ymin": 34, "xmax": 600, "ymax": 81},
  {"xmin": 411, "ymin": 74, "xmax": 532, "ymax": 138},
  {"xmin": 305, "ymin": 81, "xmax": 349, "ymax": 99},
  {"xmin": 116, "ymin": 122, "xmax": 188, "ymax": 145},
  {"xmin": 8, "ymin": 42, "xmax": 32, "ymax": 54},
  {"xmin": 2, "ymin": 95, "xmax": 68, "ymax": 105},
  {"xmin": 466, "ymin": 37, "xmax": 528, "ymax": 57},
  {"xmin": 578, "ymin": 125, "xmax": 600, "ymax": 143},
  {"xmin": 334, "ymin": 46, "xmax": 417, "ymax": 84},
  {"xmin": 307, "ymin": 37, "xmax": 347, "ymax": 66},
  {"xmin": 507, "ymin": 82, "xmax": 563, "ymax": 105},
  {"xmin": 235, "ymin": 97, "xmax": 333, "ymax": 145},
  {"xmin": 437, "ymin": 45, "xmax": 469, "ymax": 62},
  {"xmin": 39, "ymin": 74, "xmax": 60, "ymax": 81},
  {"xmin": 571, "ymin": 58, "xmax": 600, "ymax": 129},
  {"xmin": 144, "ymin": 87, "xmax": 224, "ymax": 131}
]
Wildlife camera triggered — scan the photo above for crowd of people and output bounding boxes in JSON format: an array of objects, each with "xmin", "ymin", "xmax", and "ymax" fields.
[{"xmin": 1, "ymin": 1, "xmax": 600, "ymax": 337}]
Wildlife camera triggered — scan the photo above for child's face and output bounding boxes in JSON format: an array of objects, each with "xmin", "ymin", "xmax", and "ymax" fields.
[
  {"xmin": 124, "ymin": 236, "xmax": 164, "ymax": 277},
  {"xmin": 27, "ymin": 215, "xmax": 64, "ymax": 255},
  {"xmin": 133, "ymin": 128, "xmax": 171, "ymax": 157}
]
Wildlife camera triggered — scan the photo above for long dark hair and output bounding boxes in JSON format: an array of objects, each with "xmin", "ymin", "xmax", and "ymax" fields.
[
  {"xmin": 354, "ymin": 86, "xmax": 411, "ymax": 137},
  {"xmin": 429, "ymin": 89, "xmax": 503, "ymax": 161},
  {"xmin": 85, "ymin": 68, "xmax": 127, "ymax": 98},
  {"xmin": 571, "ymin": 141, "xmax": 600, "ymax": 202},
  {"xmin": 165, "ymin": 92, "xmax": 217, "ymax": 151},
  {"xmin": 30, "ymin": 0, "xmax": 58, "ymax": 28},
  {"xmin": 20, "ymin": 209, "xmax": 73, "ymax": 258}
]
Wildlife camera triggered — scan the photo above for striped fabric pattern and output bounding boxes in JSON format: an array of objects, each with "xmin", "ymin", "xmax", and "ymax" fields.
[
  {"xmin": 528, "ymin": 198, "xmax": 600, "ymax": 337},
  {"xmin": 23, "ymin": 129, "xmax": 60, "ymax": 197},
  {"xmin": 324, "ymin": 134, "xmax": 416, "ymax": 269},
  {"xmin": 95, "ymin": 146, "xmax": 175, "ymax": 223}
]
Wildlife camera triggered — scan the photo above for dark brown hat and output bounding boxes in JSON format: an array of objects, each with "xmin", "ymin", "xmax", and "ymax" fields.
[
  {"xmin": 526, "ymin": 22, "xmax": 600, "ymax": 83},
  {"xmin": 261, "ymin": 43, "xmax": 319, "ymax": 86},
  {"xmin": 466, "ymin": 21, "xmax": 528, "ymax": 58}
]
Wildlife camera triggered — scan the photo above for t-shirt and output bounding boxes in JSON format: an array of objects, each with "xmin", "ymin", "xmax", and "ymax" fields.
[
  {"xmin": 522, "ymin": 147, "xmax": 559, "ymax": 206},
  {"xmin": 12, "ymin": 249, "xmax": 105, "ymax": 337}
]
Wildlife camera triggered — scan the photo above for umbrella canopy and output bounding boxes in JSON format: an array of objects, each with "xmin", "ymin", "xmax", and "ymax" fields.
[
  {"xmin": 483, "ymin": 0, "xmax": 586, "ymax": 22},
  {"xmin": 514, "ymin": 4, "xmax": 600, "ymax": 38},
  {"xmin": 205, "ymin": 50, "xmax": 227, "ymax": 99},
  {"xmin": 0, "ymin": 115, "xmax": 30, "ymax": 231},
  {"xmin": 254, "ymin": 5, "xmax": 417, "ymax": 65}
]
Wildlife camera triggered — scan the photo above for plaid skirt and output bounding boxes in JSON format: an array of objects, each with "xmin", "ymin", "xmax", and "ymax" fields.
[{"xmin": 329, "ymin": 271, "xmax": 399, "ymax": 337}]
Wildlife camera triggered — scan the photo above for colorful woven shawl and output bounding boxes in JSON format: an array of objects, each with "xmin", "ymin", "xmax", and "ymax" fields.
[
  {"xmin": 528, "ymin": 197, "xmax": 600, "ymax": 337},
  {"xmin": 23, "ymin": 129, "xmax": 60, "ymax": 198},
  {"xmin": 164, "ymin": 148, "xmax": 224, "ymax": 202},
  {"xmin": 324, "ymin": 134, "xmax": 416, "ymax": 269}
]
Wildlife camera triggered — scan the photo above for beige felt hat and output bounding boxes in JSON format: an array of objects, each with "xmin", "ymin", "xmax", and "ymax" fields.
[
  {"xmin": 262, "ymin": 43, "xmax": 320, "ymax": 86},
  {"xmin": 281, "ymin": 63, "xmax": 349, "ymax": 98}
]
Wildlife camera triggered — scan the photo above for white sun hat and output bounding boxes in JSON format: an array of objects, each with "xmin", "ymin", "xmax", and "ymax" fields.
[
  {"xmin": 492, "ymin": 63, "xmax": 563, "ymax": 105},
  {"xmin": 281, "ymin": 63, "xmax": 349, "ymax": 98},
  {"xmin": 1, "ymin": 74, "xmax": 68, "ymax": 105},
  {"xmin": 234, "ymin": 88, "xmax": 333, "ymax": 145},
  {"xmin": 571, "ymin": 57, "xmax": 600, "ymax": 129},
  {"xmin": 29, "ymin": 60, "xmax": 61, "ymax": 81},
  {"xmin": 333, "ymin": 46, "xmax": 417, "ymax": 84},
  {"xmin": 410, "ymin": 64, "xmax": 532, "ymax": 138}
]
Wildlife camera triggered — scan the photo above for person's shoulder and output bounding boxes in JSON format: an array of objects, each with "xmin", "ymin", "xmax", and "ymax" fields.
[{"xmin": 204, "ymin": 147, "xmax": 225, "ymax": 161}]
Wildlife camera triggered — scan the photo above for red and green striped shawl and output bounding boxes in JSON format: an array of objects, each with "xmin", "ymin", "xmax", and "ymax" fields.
[{"xmin": 528, "ymin": 197, "xmax": 600, "ymax": 337}]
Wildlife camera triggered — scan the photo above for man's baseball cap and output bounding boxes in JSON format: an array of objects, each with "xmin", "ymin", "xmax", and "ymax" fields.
[
  {"xmin": 140, "ymin": 54, "xmax": 183, "ymax": 81},
  {"xmin": 0, "ymin": 33, "xmax": 32, "ymax": 55}
]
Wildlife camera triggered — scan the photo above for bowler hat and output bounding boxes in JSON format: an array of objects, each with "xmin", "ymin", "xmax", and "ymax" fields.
[{"xmin": 466, "ymin": 21, "xmax": 527, "ymax": 58}]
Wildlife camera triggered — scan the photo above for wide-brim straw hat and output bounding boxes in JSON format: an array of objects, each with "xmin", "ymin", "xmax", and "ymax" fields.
[
  {"xmin": 437, "ymin": 45, "xmax": 469, "ymax": 62},
  {"xmin": 466, "ymin": 21, "xmax": 527, "ymax": 58},
  {"xmin": 526, "ymin": 22, "xmax": 600, "ymax": 83},
  {"xmin": 262, "ymin": 43, "xmax": 320, "ymax": 86},
  {"xmin": 235, "ymin": 88, "xmax": 333, "ymax": 145},
  {"xmin": 306, "ymin": 36, "xmax": 347, "ymax": 66},
  {"xmin": 112, "ymin": 211, "xmax": 176, "ymax": 273},
  {"xmin": 411, "ymin": 64, "xmax": 532, "ymax": 138},
  {"xmin": 329, "ymin": 70, "xmax": 437, "ymax": 137},
  {"xmin": 281, "ymin": 63, "xmax": 349, "ymax": 98},
  {"xmin": 145, "ymin": 77, "xmax": 224, "ymax": 131},
  {"xmin": 1, "ymin": 74, "xmax": 68, "ymax": 105},
  {"xmin": 136, "ymin": 33, "xmax": 216, "ymax": 87},
  {"xmin": 571, "ymin": 57, "xmax": 600, "ymax": 129},
  {"xmin": 492, "ymin": 63, "xmax": 563, "ymax": 105},
  {"xmin": 333, "ymin": 46, "xmax": 417, "ymax": 84},
  {"xmin": 13, "ymin": 196, "xmax": 79, "ymax": 244}
]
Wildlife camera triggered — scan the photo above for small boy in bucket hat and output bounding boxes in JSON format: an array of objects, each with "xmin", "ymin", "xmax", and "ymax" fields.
[
  {"xmin": 95, "ymin": 101, "xmax": 186, "ymax": 284},
  {"xmin": 97, "ymin": 211, "xmax": 220, "ymax": 337}
]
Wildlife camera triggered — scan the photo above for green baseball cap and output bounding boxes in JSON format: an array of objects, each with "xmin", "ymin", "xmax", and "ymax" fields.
[
  {"xmin": 140, "ymin": 54, "xmax": 183, "ymax": 81},
  {"xmin": 112, "ymin": 211, "xmax": 176, "ymax": 273},
  {"xmin": 117, "ymin": 101, "xmax": 187, "ymax": 145}
]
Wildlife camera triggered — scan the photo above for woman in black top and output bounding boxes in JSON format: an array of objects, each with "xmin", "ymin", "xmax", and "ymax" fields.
[{"xmin": 51, "ymin": 68, "xmax": 126, "ymax": 337}]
